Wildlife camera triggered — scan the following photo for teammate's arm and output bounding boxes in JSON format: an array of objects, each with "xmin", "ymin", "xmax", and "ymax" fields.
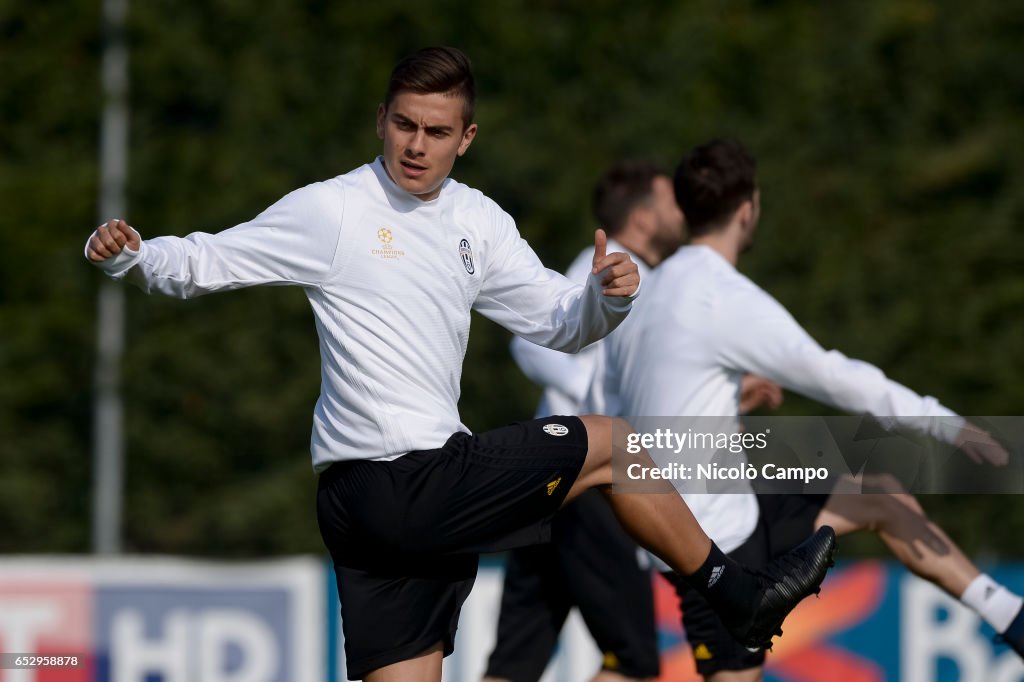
[
  {"xmin": 712, "ymin": 285, "xmax": 1006, "ymax": 463},
  {"xmin": 739, "ymin": 374, "xmax": 783, "ymax": 414},
  {"xmin": 508, "ymin": 245, "xmax": 607, "ymax": 400},
  {"xmin": 510, "ymin": 337, "xmax": 593, "ymax": 403}
]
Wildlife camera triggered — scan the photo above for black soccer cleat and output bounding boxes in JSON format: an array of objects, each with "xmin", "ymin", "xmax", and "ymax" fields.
[
  {"xmin": 997, "ymin": 605, "xmax": 1024, "ymax": 660},
  {"xmin": 734, "ymin": 525, "xmax": 836, "ymax": 651}
]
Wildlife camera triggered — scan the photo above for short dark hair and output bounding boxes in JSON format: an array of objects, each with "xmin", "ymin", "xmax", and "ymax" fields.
[
  {"xmin": 385, "ymin": 47, "xmax": 476, "ymax": 129},
  {"xmin": 673, "ymin": 139, "xmax": 757, "ymax": 236},
  {"xmin": 592, "ymin": 160, "xmax": 667, "ymax": 237}
]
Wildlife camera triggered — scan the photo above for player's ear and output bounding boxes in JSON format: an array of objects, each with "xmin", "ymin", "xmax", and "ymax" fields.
[
  {"xmin": 375, "ymin": 103, "xmax": 387, "ymax": 140},
  {"xmin": 637, "ymin": 205, "xmax": 657, "ymax": 236},
  {"xmin": 457, "ymin": 123, "xmax": 477, "ymax": 156},
  {"xmin": 737, "ymin": 198, "xmax": 754, "ymax": 227}
]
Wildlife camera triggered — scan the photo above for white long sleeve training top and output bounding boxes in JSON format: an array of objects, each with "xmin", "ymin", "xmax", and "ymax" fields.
[
  {"xmin": 605, "ymin": 245, "xmax": 962, "ymax": 552},
  {"xmin": 88, "ymin": 158, "xmax": 635, "ymax": 470},
  {"xmin": 509, "ymin": 239, "xmax": 650, "ymax": 418}
]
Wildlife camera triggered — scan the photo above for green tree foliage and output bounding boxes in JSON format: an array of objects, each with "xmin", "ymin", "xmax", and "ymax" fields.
[{"xmin": 1, "ymin": 0, "xmax": 1021, "ymax": 556}]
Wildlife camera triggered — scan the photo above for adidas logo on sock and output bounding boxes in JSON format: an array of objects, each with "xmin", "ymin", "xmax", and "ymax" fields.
[
  {"xmin": 985, "ymin": 586, "xmax": 996, "ymax": 600},
  {"xmin": 708, "ymin": 565, "xmax": 725, "ymax": 588}
]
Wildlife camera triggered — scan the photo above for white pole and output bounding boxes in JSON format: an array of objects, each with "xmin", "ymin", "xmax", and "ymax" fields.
[{"xmin": 92, "ymin": 0, "xmax": 129, "ymax": 555}]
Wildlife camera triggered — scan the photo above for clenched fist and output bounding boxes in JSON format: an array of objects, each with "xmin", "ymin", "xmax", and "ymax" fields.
[{"xmin": 87, "ymin": 218, "xmax": 141, "ymax": 262}]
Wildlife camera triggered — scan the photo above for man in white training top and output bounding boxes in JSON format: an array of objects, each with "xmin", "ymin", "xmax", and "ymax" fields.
[
  {"xmin": 84, "ymin": 50, "xmax": 835, "ymax": 682},
  {"xmin": 604, "ymin": 138, "xmax": 1023, "ymax": 680}
]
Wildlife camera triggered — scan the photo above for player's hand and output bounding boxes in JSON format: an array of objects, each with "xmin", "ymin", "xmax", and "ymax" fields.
[
  {"xmin": 87, "ymin": 219, "xmax": 141, "ymax": 262},
  {"xmin": 739, "ymin": 374, "xmax": 783, "ymax": 414},
  {"xmin": 591, "ymin": 228, "xmax": 639, "ymax": 298},
  {"xmin": 954, "ymin": 421, "xmax": 1009, "ymax": 466}
]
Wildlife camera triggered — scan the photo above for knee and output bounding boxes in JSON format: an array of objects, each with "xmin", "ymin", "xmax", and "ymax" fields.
[
  {"xmin": 579, "ymin": 414, "xmax": 631, "ymax": 431},
  {"xmin": 578, "ymin": 416, "xmax": 638, "ymax": 481},
  {"xmin": 582, "ymin": 415, "xmax": 640, "ymax": 450}
]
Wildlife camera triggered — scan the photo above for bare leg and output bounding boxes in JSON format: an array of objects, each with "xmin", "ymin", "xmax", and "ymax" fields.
[
  {"xmin": 564, "ymin": 415, "xmax": 711, "ymax": 575},
  {"xmin": 815, "ymin": 476, "xmax": 978, "ymax": 598},
  {"xmin": 706, "ymin": 670, "xmax": 764, "ymax": 682},
  {"xmin": 365, "ymin": 643, "xmax": 443, "ymax": 682},
  {"xmin": 487, "ymin": 669, "xmax": 653, "ymax": 682},
  {"xmin": 591, "ymin": 671, "xmax": 655, "ymax": 682},
  {"xmin": 564, "ymin": 416, "xmax": 834, "ymax": 656}
]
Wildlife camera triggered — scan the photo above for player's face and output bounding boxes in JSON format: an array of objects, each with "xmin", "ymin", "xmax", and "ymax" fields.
[
  {"xmin": 649, "ymin": 175, "xmax": 686, "ymax": 256},
  {"xmin": 376, "ymin": 91, "xmax": 477, "ymax": 201}
]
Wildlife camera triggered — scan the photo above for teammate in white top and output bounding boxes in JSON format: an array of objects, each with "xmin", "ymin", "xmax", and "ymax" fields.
[
  {"xmin": 485, "ymin": 161, "xmax": 684, "ymax": 682},
  {"xmin": 605, "ymin": 138, "xmax": 1024, "ymax": 679},
  {"xmin": 510, "ymin": 162, "xmax": 683, "ymax": 420},
  {"xmin": 85, "ymin": 50, "xmax": 834, "ymax": 682}
]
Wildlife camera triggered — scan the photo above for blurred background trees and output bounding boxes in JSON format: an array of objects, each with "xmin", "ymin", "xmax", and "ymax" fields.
[{"xmin": 1, "ymin": 0, "xmax": 1022, "ymax": 557}]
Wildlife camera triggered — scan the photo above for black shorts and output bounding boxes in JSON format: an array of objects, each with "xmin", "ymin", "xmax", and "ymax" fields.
[
  {"xmin": 484, "ymin": 489, "xmax": 660, "ymax": 681},
  {"xmin": 666, "ymin": 493, "xmax": 830, "ymax": 677},
  {"xmin": 316, "ymin": 416, "xmax": 588, "ymax": 680}
]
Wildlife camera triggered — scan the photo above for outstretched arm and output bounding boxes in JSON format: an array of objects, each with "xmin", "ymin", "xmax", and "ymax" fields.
[
  {"xmin": 714, "ymin": 284, "xmax": 1006, "ymax": 463},
  {"xmin": 84, "ymin": 182, "xmax": 343, "ymax": 298}
]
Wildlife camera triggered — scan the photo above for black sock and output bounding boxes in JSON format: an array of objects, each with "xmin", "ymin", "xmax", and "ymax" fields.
[{"xmin": 683, "ymin": 541, "xmax": 759, "ymax": 632}]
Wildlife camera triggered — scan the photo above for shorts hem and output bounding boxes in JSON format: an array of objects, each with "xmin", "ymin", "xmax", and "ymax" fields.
[
  {"xmin": 346, "ymin": 633, "xmax": 454, "ymax": 681},
  {"xmin": 695, "ymin": 659, "xmax": 765, "ymax": 676},
  {"xmin": 605, "ymin": 662, "xmax": 661, "ymax": 678}
]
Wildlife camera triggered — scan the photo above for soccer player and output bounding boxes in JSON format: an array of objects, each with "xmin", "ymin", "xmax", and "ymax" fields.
[
  {"xmin": 604, "ymin": 138, "xmax": 1024, "ymax": 680},
  {"xmin": 483, "ymin": 160, "xmax": 684, "ymax": 682},
  {"xmin": 84, "ymin": 49, "xmax": 834, "ymax": 682}
]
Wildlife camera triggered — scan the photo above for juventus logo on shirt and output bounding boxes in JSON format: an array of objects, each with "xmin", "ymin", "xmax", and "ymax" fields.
[
  {"xmin": 459, "ymin": 238, "xmax": 475, "ymax": 274},
  {"xmin": 543, "ymin": 423, "xmax": 569, "ymax": 437}
]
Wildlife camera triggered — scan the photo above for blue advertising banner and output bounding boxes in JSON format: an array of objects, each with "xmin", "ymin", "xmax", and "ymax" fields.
[{"xmin": 0, "ymin": 557, "xmax": 324, "ymax": 682}]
